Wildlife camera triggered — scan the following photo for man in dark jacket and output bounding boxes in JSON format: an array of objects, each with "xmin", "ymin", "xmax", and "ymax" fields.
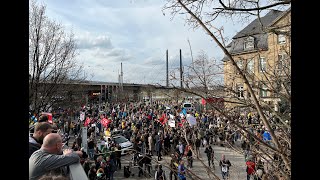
[
  {"xmin": 115, "ymin": 144, "xmax": 122, "ymax": 170},
  {"xmin": 29, "ymin": 122, "xmax": 53, "ymax": 158},
  {"xmin": 169, "ymin": 154, "xmax": 178, "ymax": 180},
  {"xmin": 204, "ymin": 145, "xmax": 215, "ymax": 168}
]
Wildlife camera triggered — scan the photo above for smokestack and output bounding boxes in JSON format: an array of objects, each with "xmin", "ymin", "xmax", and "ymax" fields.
[
  {"xmin": 166, "ymin": 50, "xmax": 169, "ymax": 87},
  {"xmin": 180, "ymin": 49, "xmax": 183, "ymax": 88}
]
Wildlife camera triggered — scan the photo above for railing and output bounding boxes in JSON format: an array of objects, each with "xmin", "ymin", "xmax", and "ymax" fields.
[
  {"xmin": 60, "ymin": 143, "xmax": 88, "ymax": 180},
  {"xmin": 69, "ymin": 163, "xmax": 88, "ymax": 180}
]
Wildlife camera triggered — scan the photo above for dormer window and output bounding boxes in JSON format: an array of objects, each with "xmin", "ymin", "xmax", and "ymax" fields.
[
  {"xmin": 278, "ymin": 30, "xmax": 286, "ymax": 44},
  {"xmin": 244, "ymin": 36, "xmax": 254, "ymax": 50}
]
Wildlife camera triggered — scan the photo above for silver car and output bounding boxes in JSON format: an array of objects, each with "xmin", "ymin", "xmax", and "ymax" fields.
[{"xmin": 112, "ymin": 135, "xmax": 134, "ymax": 155}]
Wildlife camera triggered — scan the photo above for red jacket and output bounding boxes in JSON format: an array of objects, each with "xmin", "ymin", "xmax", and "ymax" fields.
[{"xmin": 246, "ymin": 161, "xmax": 256, "ymax": 175}]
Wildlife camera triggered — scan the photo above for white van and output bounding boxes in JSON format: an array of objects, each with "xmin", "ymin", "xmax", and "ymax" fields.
[{"xmin": 183, "ymin": 102, "xmax": 193, "ymax": 111}]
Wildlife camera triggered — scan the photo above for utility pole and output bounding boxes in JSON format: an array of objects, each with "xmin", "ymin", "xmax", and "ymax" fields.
[
  {"xmin": 121, "ymin": 62, "xmax": 123, "ymax": 92},
  {"xmin": 180, "ymin": 49, "xmax": 183, "ymax": 88},
  {"xmin": 166, "ymin": 49, "xmax": 169, "ymax": 87}
]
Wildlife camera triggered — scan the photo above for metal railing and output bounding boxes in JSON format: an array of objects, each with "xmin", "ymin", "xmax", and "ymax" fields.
[{"xmin": 69, "ymin": 163, "xmax": 88, "ymax": 180}]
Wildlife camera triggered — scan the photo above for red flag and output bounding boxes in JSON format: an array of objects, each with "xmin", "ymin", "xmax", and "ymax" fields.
[
  {"xmin": 101, "ymin": 117, "xmax": 112, "ymax": 128},
  {"xmin": 201, "ymin": 98, "xmax": 206, "ymax": 105},
  {"xmin": 101, "ymin": 118, "xmax": 108, "ymax": 127},
  {"xmin": 84, "ymin": 117, "xmax": 91, "ymax": 127},
  {"xmin": 162, "ymin": 117, "xmax": 168, "ymax": 125},
  {"xmin": 159, "ymin": 113, "xmax": 168, "ymax": 125}
]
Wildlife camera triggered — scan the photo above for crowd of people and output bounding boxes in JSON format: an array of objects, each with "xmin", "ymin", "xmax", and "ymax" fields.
[{"xmin": 29, "ymin": 99, "xmax": 282, "ymax": 180}]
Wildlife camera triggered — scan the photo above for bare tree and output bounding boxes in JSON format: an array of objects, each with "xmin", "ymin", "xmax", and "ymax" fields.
[
  {"xmin": 186, "ymin": 50, "xmax": 223, "ymax": 95},
  {"xmin": 162, "ymin": 0, "xmax": 291, "ymax": 179},
  {"xmin": 29, "ymin": 0, "xmax": 86, "ymax": 115}
]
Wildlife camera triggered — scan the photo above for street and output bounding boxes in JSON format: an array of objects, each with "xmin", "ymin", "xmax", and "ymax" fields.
[{"xmin": 113, "ymin": 145, "xmax": 246, "ymax": 180}]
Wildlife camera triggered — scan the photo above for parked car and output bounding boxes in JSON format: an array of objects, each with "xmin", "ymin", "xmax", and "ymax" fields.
[{"xmin": 113, "ymin": 135, "xmax": 134, "ymax": 155}]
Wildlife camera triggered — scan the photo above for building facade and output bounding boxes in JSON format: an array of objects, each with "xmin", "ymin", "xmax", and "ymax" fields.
[{"xmin": 223, "ymin": 9, "xmax": 291, "ymax": 111}]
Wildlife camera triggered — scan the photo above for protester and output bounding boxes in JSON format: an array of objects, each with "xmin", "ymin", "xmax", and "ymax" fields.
[
  {"xmin": 219, "ymin": 155, "xmax": 232, "ymax": 180},
  {"xmin": 204, "ymin": 145, "xmax": 215, "ymax": 169},
  {"xmin": 177, "ymin": 160, "xmax": 186, "ymax": 180},
  {"xmin": 155, "ymin": 164, "xmax": 167, "ymax": 180},
  {"xmin": 169, "ymin": 154, "xmax": 178, "ymax": 180},
  {"xmin": 246, "ymin": 156, "xmax": 256, "ymax": 180}
]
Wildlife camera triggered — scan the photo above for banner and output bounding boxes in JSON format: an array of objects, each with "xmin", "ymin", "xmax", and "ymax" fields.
[
  {"xmin": 80, "ymin": 112, "xmax": 85, "ymax": 121},
  {"xmin": 168, "ymin": 119, "xmax": 175, "ymax": 127},
  {"xmin": 186, "ymin": 114, "xmax": 197, "ymax": 126}
]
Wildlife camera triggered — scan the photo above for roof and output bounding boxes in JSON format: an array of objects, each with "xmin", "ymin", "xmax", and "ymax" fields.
[
  {"xmin": 222, "ymin": 9, "xmax": 285, "ymax": 59},
  {"xmin": 269, "ymin": 7, "xmax": 291, "ymax": 27},
  {"xmin": 233, "ymin": 10, "xmax": 284, "ymax": 39}
]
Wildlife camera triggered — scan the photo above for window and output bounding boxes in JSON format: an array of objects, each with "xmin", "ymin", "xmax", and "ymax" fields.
[
  {"xmin": 235, "ymin": 60, "xmax": 243, "ymax": 74},
  {"xmin": 260, "ymin": 84, "xmax": 268, "ymax": 98},
  {"xmin": 259, "ymin": 57, "xmax": 267, "ymax": 73},
  {"xmin": 247, "ymin": 59, "xmax": 254, "ymax": 74},
  {"xmin": 236, "ymin": 84, "xmax": 244, "ymax": 98},
  {"xmin": 244, "ymin": 36, "xmax": 254, "ymax": 50},
  {"xmin": 278, "ymin": 33, "xmax": 286, "ymax": 44},
  {"xmin": 277, "ymin": 53, "xmax": 288, "ymax": 72}
]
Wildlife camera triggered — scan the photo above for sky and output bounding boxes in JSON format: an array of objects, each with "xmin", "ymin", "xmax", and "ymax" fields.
[{"xmin": 35, "ymin": 0, "xmax": 255, "ymax": 86}]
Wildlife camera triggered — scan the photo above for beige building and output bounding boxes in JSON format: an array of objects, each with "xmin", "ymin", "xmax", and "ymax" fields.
[{"xmin": 223, "ymin": 9, "xmax": 291, "ymax": 111}]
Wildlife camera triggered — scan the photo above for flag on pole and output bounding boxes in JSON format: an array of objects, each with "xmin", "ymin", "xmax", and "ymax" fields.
[{"xmin": 182, "ymin": 108, "xmax": 187, "ymax": 115}]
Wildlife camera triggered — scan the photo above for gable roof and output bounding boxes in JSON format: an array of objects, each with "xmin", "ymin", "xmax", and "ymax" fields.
[
  {"xmin": 233, "ymin": 10, "xmax": 284, "ymax": 39},
  {"xmin": 269, "ymin": 7, "xmax": 291, "ymax": 27}
]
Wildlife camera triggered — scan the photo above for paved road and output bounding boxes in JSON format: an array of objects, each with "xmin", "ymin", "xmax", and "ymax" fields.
[
  {"xmin": 113, "ymin": 144, "xmax": 246, "ymax": 180},
  {"xmin": 66, "ymin": 129, "xmax": 247, "ymax": 180}
]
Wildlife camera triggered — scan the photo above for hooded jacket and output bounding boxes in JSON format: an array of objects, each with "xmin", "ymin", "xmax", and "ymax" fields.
[{"xmin": 29, "ymin": 136, "xmax": 41, "ymax": 158}]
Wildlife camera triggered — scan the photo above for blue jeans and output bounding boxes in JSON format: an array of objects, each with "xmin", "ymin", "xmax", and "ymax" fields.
[
  {"xmin": 88, "ymin": 148, "xmax": 94, "ymax": 160},
  {"xmin": 178, "ymin": 174, "xmax": 186, "ymax": 180},
  {"xmin": 109, "ymin": 171, "xmax": 114, "ymax": 180},
  {"xmin": 222, "ymin": 171, "xmax": 229, "ymax": 180}
]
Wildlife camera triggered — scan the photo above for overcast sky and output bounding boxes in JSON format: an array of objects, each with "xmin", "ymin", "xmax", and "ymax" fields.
[{"xmin": 37, "ymin": 0, "xmax": 253, "ymax": 86}]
